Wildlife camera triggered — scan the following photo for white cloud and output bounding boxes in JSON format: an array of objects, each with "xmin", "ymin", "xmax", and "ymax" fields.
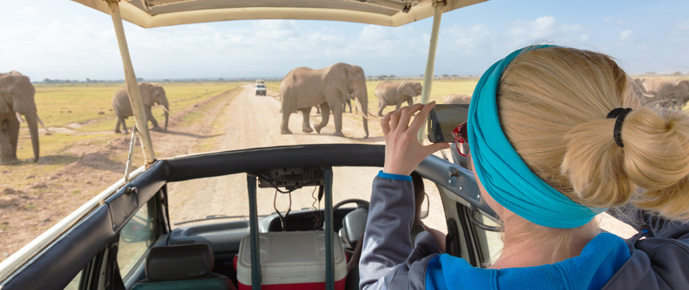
[
  {"xmin": 670, "ymin": 19, "xmax": 689, "ymax": 44},
  {"xmin": 504, "ymin": 16, "xmax": 585, "ymax": 47},
  {"xmin": 619, "ymin": 30, "xmax": 633, "ymax": 40},
  {"xmin": 23, "ymin": 6, "xmax": 39, "ymax": 16},
  {"xmin": 675, "ymin": 19, "xmax": 689, "ymax": 30},
  {"xmin": 443, "ymin": 24, "xmax": 497, "ymax": 54}
]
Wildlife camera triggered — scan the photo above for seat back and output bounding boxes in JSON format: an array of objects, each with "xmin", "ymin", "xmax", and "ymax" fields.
[{"xmin": 131, "ymin": 244, "xmax": 235, "ymax": 290}]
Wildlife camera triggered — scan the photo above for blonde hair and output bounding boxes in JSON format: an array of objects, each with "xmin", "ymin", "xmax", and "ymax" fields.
[{"xmin": 496, "ymin": 46, "xmax": 689, "ymax": 261}]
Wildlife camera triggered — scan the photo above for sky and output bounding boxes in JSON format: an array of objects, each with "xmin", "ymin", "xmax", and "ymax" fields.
[{"xmin": 1, "ymin": 0, "xmax": 688, "ymax": 81}]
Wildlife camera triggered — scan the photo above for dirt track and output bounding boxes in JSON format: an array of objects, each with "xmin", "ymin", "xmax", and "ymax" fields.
[{"xmin": 166, "ymin": 84, "xmax": 448, "ymax": 232}]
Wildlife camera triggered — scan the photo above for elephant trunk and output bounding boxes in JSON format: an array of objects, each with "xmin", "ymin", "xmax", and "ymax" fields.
[
  {"xmin": 24, "ymin": 113, "xmax": 40, "ymax": 162},
  {"xmin": 163, "ymin": 104, "xmax": 169, "ymax": 132},
  {"xmin": 359, "ymin": 93, "xmax": 369, "ymax": 139}
]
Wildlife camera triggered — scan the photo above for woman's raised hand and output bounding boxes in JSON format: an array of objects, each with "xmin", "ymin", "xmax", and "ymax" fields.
[{"xmin": 381, "ymin": 101, "xmax": 450, "ymax": 176}]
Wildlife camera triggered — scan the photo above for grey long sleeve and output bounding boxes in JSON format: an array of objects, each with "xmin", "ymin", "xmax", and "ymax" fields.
[{"xmin": 359, "ymin": 175, "xmax": 441, "ymax": 290}]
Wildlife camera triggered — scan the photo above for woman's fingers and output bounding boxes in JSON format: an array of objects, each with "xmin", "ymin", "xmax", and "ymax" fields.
[
  {"xmin": 381, "ymin": 111, "xmax": 392, "ymax": 136},
  {"xmin": 396, "ymin": 104, "xmax": 424, "ymax": 132},
  {"xmin": 389, "ymin": 109, "xmax": 401, "ymax": 133},
  {"xmin": 409, "ymin": 101, "xmax": 436, "ymax": 133}
]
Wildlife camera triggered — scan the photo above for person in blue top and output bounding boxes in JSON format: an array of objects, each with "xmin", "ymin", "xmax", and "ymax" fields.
[{"xmin": 359, "ymin": 45, "xmax": 689, "ymax": 289}]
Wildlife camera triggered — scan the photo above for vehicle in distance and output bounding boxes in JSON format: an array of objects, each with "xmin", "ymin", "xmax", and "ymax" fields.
[{"xmin": 255, "ymin": 80, "xmax": 266, "ymax": 96}]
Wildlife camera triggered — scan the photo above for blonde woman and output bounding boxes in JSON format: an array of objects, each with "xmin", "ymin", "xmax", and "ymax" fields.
[{"xmin": 360, "ymin": 45, "xmax": 689, "ymax": 289}]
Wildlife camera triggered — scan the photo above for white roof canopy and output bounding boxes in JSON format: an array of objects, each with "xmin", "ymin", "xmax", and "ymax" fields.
[{"xmin": 72, "ymin": 0, "xmax": 486, "ymax": 28}]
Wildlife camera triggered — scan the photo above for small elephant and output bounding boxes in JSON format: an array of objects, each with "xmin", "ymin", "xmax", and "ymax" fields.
[
  {"xmin": 375, "ymin": 81, "xmax": 422, "ymax": 116},
  {"xmin": 637, "ymin": 78, "xmax": 689, "ymax": 109},
  {"xmin": 112, "ymin": 82, "xmax": 169, "ymax": 134},
  {"xmin": 444, "ymin": 94, "xmax": 472, "ymax": 104},
  {"xmin": 280, "ymin": 63, "xmax": 369, "ymax": 138},
  {"xmin": 0, "ymin": 71, "xmax": 41, "ymax": 164}
]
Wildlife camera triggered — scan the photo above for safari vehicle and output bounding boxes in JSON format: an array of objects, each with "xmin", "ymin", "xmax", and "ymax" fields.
[
  {"xmin": 255, "ymin": 81, "xmax": 267, "ymax": 96},
  {"xmin": 0, "ymin": 0, "xmax": 542, "ymax": 289}
]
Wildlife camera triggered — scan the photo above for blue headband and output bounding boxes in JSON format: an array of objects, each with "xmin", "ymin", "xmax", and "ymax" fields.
[{"xmin": 467, "ymin": 45, "xmax": 606, "ymax": 229}]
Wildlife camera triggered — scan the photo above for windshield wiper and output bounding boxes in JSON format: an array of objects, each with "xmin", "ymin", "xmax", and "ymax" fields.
[{"xmin": 174, "ymin": 214, "xmax": 268, "ymax": 226}]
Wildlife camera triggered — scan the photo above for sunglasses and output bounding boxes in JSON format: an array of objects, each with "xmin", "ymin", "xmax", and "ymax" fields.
[{"xmin": 451, "ymin": 121, "xmax": 469, "ymax": 157}]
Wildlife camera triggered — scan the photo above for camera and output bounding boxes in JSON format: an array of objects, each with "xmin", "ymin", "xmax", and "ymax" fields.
[{"xmin": 427, "ymin": 104, "xmax": 469, "ymax": 143}]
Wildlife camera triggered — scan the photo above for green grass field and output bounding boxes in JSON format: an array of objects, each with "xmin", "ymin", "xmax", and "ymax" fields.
[{"xmin": 13, "ymin": 82, "xmax": 239, "ymax": 161}]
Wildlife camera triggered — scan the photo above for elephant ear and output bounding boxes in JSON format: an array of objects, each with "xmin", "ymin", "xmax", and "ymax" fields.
[
  {"xmin": 13, "ymin": 75, "xmax": 37, "ymax": 114},
  {"xmin": 397, "ymin": 80, "xmax": 408, "ymax": 96},
  {"xmin": 326, "ymin": 63, "xmax": 351, "ymax": 97},
  {"xmin": 0, "ymin": 75, "xmax": 12, "ymax": 113},
  {"xmin": 413, "ymin": 82, "xmax": 423, "ymax": 95},
  {"xmin": 402, "ymin": 81, "xmax": 417, "ymax": 97},
  {"xmin": 139, "ymin": 82, "xmax": 155, "ymax": 106}
]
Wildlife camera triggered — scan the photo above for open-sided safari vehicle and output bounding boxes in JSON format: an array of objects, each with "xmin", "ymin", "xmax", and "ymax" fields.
[{"xmin": 0, "ymin": 0, "xmax": 518, "ymax": 289}]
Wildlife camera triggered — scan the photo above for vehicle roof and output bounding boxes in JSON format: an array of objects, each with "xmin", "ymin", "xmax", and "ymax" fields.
[{"xmin": 72, "ymin": 0, "xmax": 486, "ymax": 28}]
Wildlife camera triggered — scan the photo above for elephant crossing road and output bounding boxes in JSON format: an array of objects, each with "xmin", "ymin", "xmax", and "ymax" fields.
[{"xmin": 279, "ymin": 63, "xmax": 369, "ymax": 138}]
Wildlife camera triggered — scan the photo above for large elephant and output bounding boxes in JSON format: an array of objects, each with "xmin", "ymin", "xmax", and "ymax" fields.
[
  {"xmin": 112, "ymin": 82, "xmax": 169, "ymax": 134},
  {"xmin": 0, "ymin": 71, "xmax": 40, "ymax": 165},
  {"xmin": 280, "ymin": 63, "xmax": 369, "ymax": 138},
  {"xmin": 374, "ymin": 81, "xmax": 422, "ymax": 116}
]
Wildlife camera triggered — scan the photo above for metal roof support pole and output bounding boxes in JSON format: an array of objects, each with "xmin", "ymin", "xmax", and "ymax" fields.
[
  {"xmin": 107, "ymin": 0, "xmax": 156, "ymax": 165},
  {"xmin": 323, "ymin": 168, "xmax": 335, "ymax": 290},
  {"xmin": 417, "ymin": 0, "xmax": 444, "ymax": 142},
  {"xmin": 246, "ymin": 175, "xmax": 262, "ymax": 289}
]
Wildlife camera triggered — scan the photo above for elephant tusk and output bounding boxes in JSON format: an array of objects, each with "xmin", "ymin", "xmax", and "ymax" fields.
[
  {"xmin": 161, "ymin": 106, "xmax": 171, "ymax": 114},
  {"xmin": 37, "ymin": 115, "xmax": 52, "ymax": 135},
  {"xmin": 16, "ymin": 112, "xmax": 24, "ymax": 123},
  {"xmin": 353, "ymin": 101, "xmax": 377, "ymax": 120}
]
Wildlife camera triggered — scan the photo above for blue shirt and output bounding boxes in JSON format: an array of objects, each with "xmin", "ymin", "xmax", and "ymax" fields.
[{"xmin": 426, "ymin": 233, "xmax": 630, "ymax": 290}]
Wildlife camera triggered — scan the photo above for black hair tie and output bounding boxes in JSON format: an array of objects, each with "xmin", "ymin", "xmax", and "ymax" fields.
[{"xmin": 606, "ymin": 108, "xmax": 633, "ymax": 148}]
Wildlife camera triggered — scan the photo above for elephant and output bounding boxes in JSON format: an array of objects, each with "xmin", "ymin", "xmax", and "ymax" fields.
[
  {"xmin": 444, "ymin": 94, "xmax": 472, "ymax": 104},
  {"xmin": 280, "ymin": 63, "xmax": 369, "ymax": 138},
  {"xmin": 636, "ymin": 78, "xmax": 689, "ymax": 109},
  {"xmin": 112, "ymin": 82, "xmax": 169, "ymax": 134},
  {"xmin": 0, "ymin": 71, "xmax": 40, "ymax": 165},
  {"xmin": 374, "ymin": 81, "xmax": 422, "ymax": 116}
]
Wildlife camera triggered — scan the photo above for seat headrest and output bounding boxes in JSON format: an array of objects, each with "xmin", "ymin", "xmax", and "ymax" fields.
[
  {"xmin": 146, "ymin": 244, "xmax": 214, "ymax": 281},
  {"xmin": 342, "ymin": 207, "xmax": 368, "ymax": 247}
]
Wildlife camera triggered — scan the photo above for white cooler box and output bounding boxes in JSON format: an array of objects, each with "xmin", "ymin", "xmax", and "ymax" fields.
[{"xmin": 236, "ymin": 231, "xmax": 347, "ymax": 290}]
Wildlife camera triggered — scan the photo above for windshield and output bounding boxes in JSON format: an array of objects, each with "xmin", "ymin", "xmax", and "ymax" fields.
[
  {"xmin": 1, "ymin": 0, "xmax": 686, "ymax": 264},
  {"xmin": 166, "ymin": 166, "xmax": 447, "ymax": 233}
]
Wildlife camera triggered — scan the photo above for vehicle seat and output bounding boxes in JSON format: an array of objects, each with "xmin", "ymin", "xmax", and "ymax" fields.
[{"xmin": 131, "ymin": 243, "xmax": 236, "ymax": 290}]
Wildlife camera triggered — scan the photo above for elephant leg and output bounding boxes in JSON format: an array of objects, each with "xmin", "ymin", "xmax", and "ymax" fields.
[
  {"xmin": 0, "ymin": 117, "xmax": 19, "ymax": 164},
  {"xmin": 344, "ymin": 100, "xmax": 352, "ymax": 113},
  {"xmin": 407, "ymin": 98, "xmax": 413, "ymax": 106},
  {"xmin": 300, "ymin": 107, "xmax": 313, "ymax": 133},
  {"xmin": 314, "ymin": 103, "xmax": 330, "ymax": 134},
  {"xmin": 146, "ymin": 107, "xmax": 161, "ymax": 131},
  {"xmin": 115, "ymin": 118, "xmax": 122, "ymax": 133},
  {"xmin": 281, "ymin": 112, "xmax": 292, "ymax": 134},
  {"xmin": 396, "ymin": 103, "xmax": 402, "ymax": 110},
  {"xmin": 377, "ymin": 104, "xmax": 385, "ymax": 117},
  {"xmin": 331, "ymin": 102, "xmax": 345, "ymax": 137},
  {"xmin": 8, "ymin": 116, "xmax": 20, "ymax": 157},
  {"xmin": 121, "ymin": 118, "xmax": 129, "ymax": 134},
  {"xmin": 316, "ymin": 106, "xmax": 321, "ymax": 114}
]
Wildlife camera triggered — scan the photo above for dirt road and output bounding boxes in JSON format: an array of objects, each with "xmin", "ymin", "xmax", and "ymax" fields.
[{"xmin": 166, "ymin": 84, "xmax": 449, "ymax": 232}]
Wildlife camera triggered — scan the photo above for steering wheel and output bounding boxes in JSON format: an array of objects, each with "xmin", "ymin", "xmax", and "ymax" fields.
[{"xmin": 333, "ymin": 198, "xmax": 369, "ymax": 212}]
